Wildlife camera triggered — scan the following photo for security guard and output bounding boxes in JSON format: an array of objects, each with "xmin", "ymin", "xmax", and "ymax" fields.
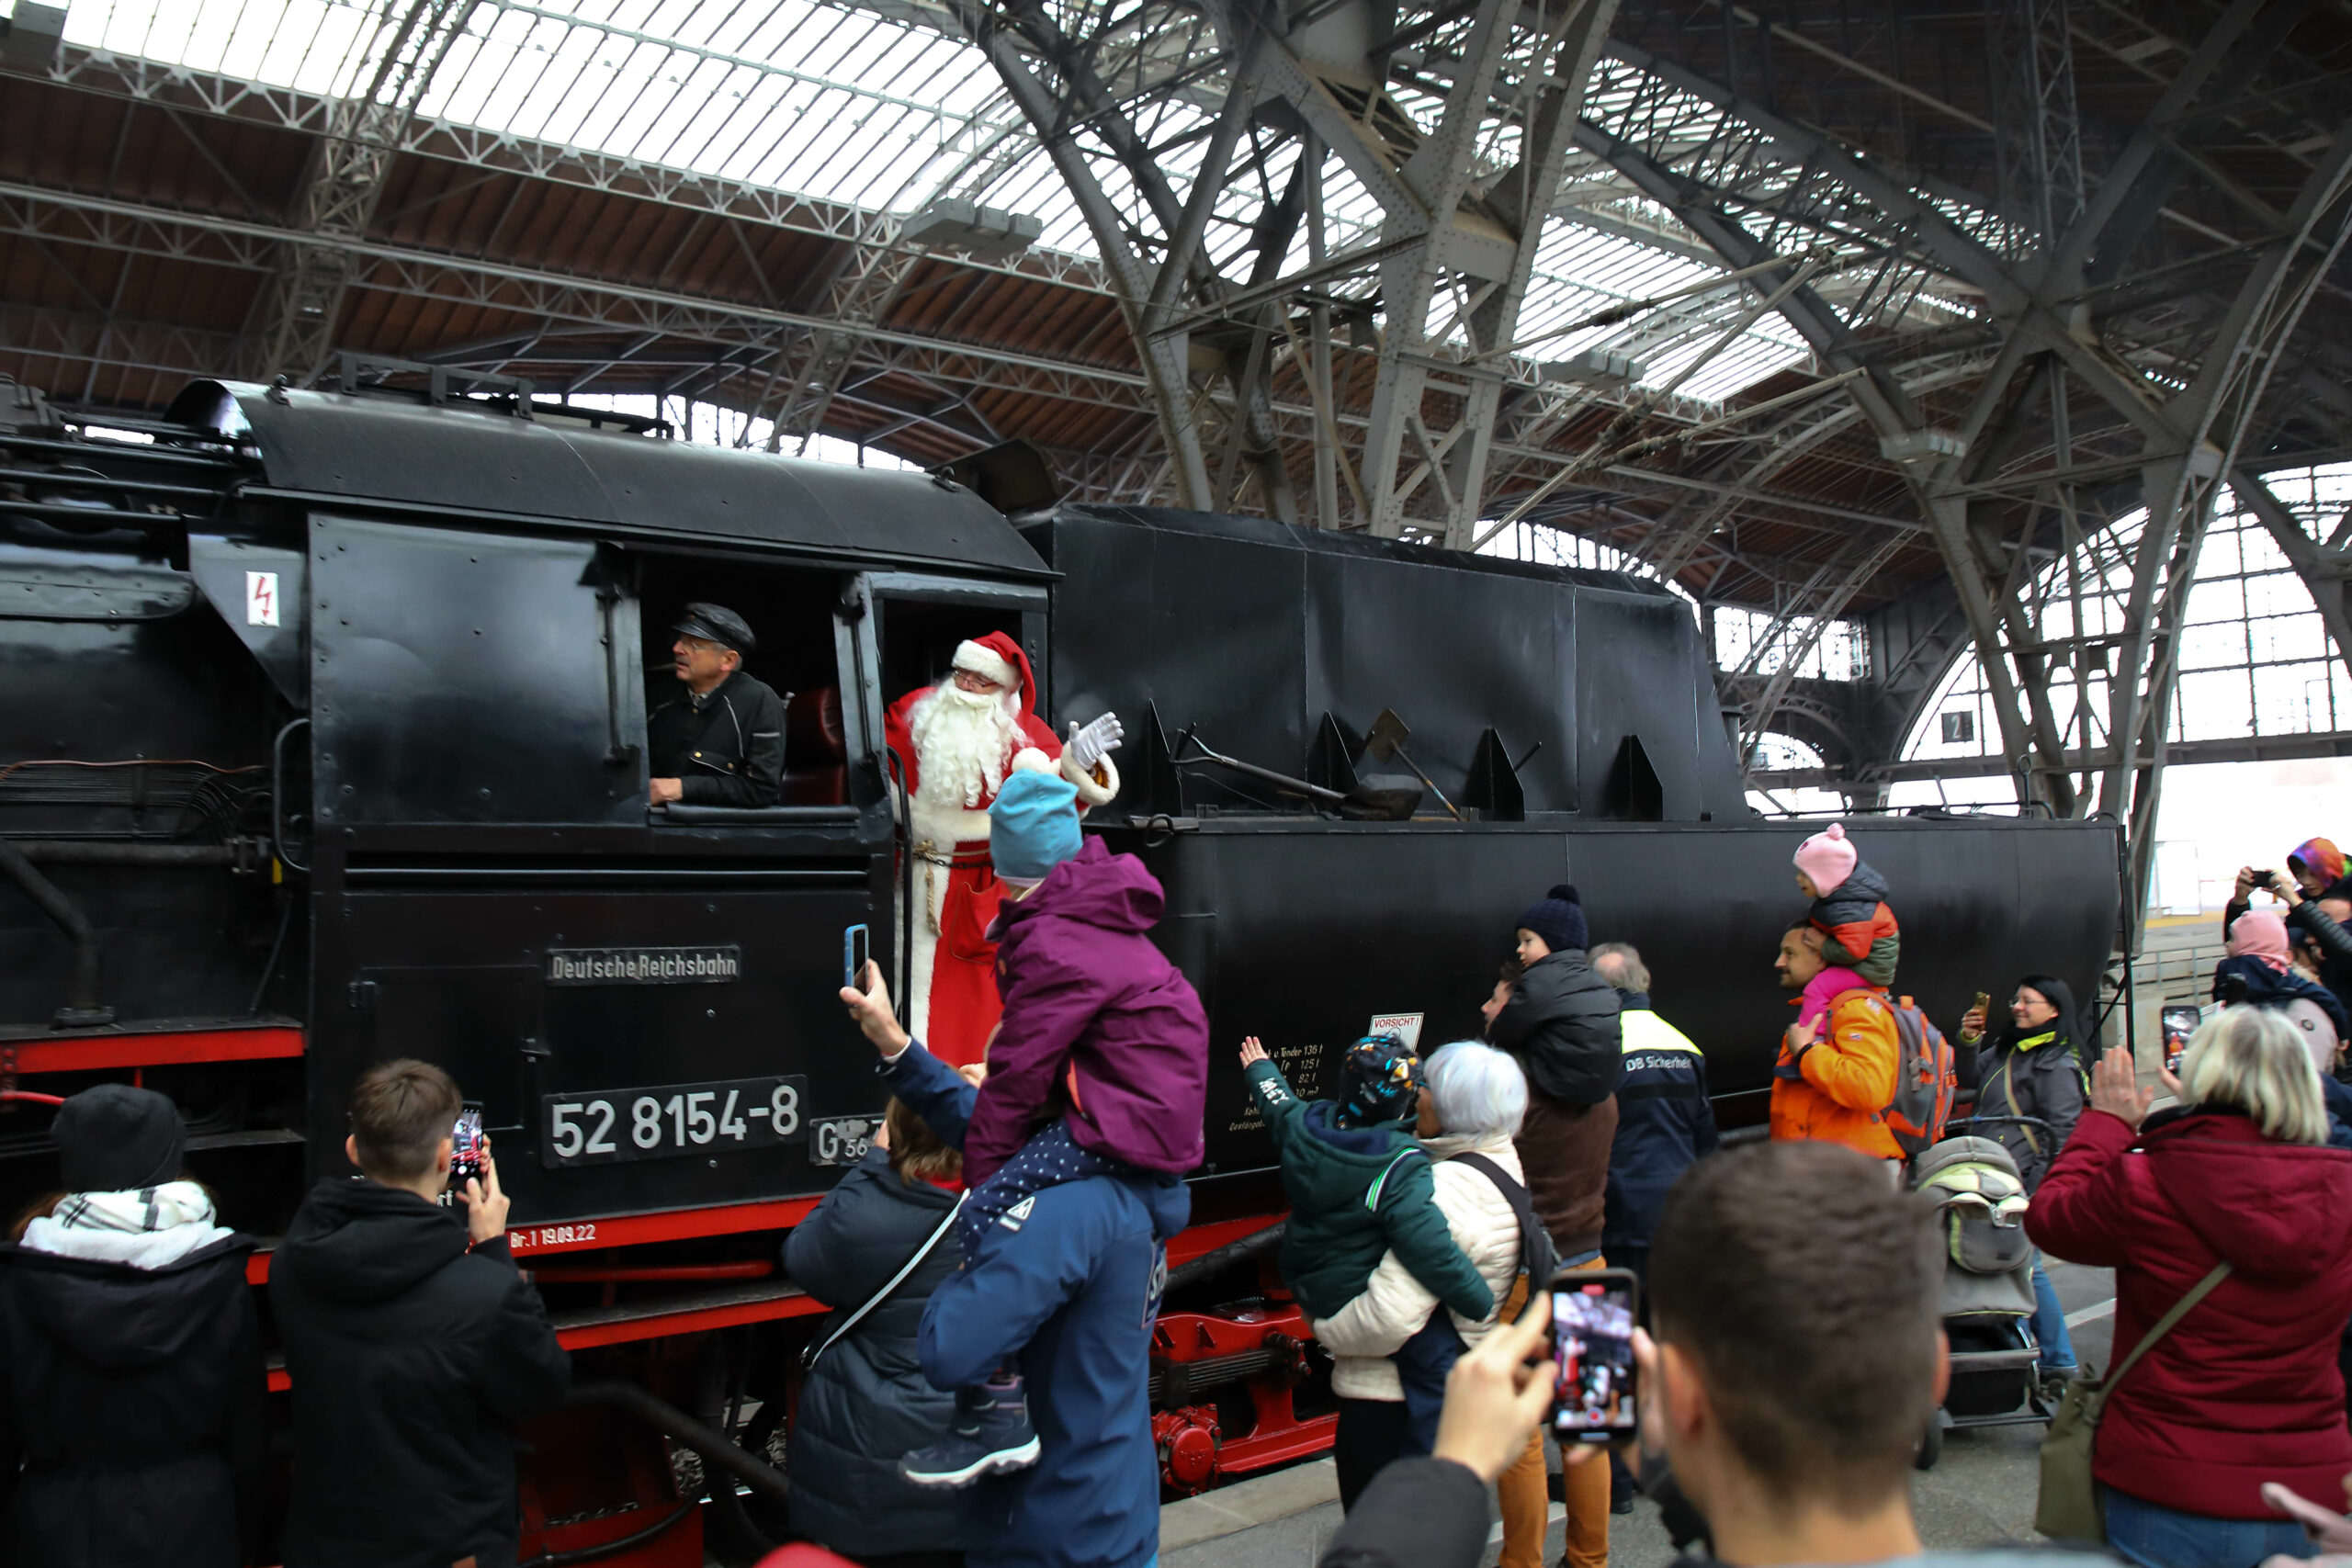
[{"xmin": 647, "ymin": 604, "xmax": 786, "ymax": 807}]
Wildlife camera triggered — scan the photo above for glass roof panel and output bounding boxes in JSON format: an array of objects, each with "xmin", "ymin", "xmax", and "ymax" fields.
[{"xmin": 56, "ymin": 0, "xmax": 1981, "ymax": 410}]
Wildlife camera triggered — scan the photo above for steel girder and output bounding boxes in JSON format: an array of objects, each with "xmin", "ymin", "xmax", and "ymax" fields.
[
  {"xmin": 2099, "ymin": 127, "xmax": 2352, "ymax": 927},
  {"xmin": 242, "ymin": 0, "xmax": 478, "ymax": 384},
  {"xmin": 1590, "ymin": 9, "xmax": 2352, "ymax": 889},
  {"xmin": 0, "ymin": 47, "xmax": 1118, "ymax": 298},
  {"xmin": 937, "ymin": 0, "xmax": 1625, "ymax": 536}
]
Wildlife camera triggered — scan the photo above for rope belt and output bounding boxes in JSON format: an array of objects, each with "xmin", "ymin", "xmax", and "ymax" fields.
[{"xmin": 911, "ymin": 838, "xmax": 995, "ymax": 936}]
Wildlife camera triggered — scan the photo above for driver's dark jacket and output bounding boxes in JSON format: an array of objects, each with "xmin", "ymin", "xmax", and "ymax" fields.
[{"xmin": 648, "ymin": 668, "xmax": 786, "ymax": 807}]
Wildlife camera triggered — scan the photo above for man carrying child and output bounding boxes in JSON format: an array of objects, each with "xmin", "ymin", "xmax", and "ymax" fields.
[{"xmin": 840, "ymin": 766, "xmax": 1205, "ymax": 1568}]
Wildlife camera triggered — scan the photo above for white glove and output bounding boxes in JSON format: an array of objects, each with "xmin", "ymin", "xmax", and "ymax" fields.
[{"xmin": 1066, "ymin": 713, "xmax": 1125, "ymax": 773}]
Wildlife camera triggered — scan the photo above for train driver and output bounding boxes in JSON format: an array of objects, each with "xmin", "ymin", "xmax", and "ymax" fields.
[{"xmin": 647, "ymin": 603, "xmax": 786, "ymax": 807}]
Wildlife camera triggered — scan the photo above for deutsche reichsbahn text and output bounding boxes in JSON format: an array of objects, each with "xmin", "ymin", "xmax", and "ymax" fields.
[{"xmin": 546, "ymin": 946, "xmax": 741, "ymax": 985}]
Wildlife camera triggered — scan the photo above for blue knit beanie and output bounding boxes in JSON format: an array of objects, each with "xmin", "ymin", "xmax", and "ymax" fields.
[
  {"xmin": 1516, "ymin": 883, "xmax": 1587, "ymax": 953},
  {"xmin": 990, "ymin": 769, "xmax": 1084, "ymax": 883}
]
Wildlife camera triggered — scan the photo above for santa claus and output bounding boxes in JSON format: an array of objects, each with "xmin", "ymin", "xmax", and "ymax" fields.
[{"xmin": 883, "ymin": 632, "xmax": 1122, "ymax": 1065}]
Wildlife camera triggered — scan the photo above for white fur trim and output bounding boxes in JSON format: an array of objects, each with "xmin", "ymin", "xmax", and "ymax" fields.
[
  {"xmin": 906, "ymin": 909, "xmax": 938, "ymax": 1044},
  {"xmin": 908, "ymin": 796, "xmax": 992, "ymax": 847},
  {"xmin": 951, "ymin": 640, "xmax": 1019, "ymax": 691},
  {"xmin": 1065, "ymin": 750, "xmax": 1120, "ymax": 807},
  {"xmin": 1010, "ymin": 747, "xmax": 1057, "ymax": 776}
]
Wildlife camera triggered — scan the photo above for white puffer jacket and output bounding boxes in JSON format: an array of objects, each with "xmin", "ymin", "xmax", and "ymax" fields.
[{"xmin": 1311, "ymin": 1130, "xmax": 1527, "ymax": 1401}]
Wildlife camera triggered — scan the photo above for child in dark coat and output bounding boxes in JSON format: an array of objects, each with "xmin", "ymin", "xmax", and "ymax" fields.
[
  {"xmin": 1240, "ymin": 1033, "xmax": 1495, "ymax": 1445},
  {"xmin": 889, "ymin": 766, "xmax": 1210, "ymax": 1492},
  {"xmin": 1793, "ymin": 822, "xmax": 1900, "ymax": 1007},
  {"xmin": 2218, "ymin": 908, "xmax": 2351, "ymax": 1036}
]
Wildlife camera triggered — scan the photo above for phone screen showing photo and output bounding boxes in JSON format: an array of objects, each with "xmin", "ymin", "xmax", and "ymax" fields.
[
  {"xmin": 449, "ymin": 1102, "xmax": 485, "ymax": 1189},
  {"xmin": 2161, "ymin": 1005, "xmax": 2201, "ymax": 1075},
  {"xmin": 1553, "ymin": 1276, "xmax": 1639, "ymax": 1442}
]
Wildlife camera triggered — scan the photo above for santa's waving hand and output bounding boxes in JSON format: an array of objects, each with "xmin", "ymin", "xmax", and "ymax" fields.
[{"xmin": 882, "ymin": 632, "xmax": 1120, "ymax": 1066}]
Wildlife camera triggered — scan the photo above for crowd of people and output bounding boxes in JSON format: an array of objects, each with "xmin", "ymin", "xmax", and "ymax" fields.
[{"xmin": 15, "ymin": 619, "xmax": 2352, "ymax": 1568}]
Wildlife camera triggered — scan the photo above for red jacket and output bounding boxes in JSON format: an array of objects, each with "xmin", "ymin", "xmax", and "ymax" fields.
[{"xmin": 2026, "ymin": 1104, "xmax": 2352, "ymax": 1518}]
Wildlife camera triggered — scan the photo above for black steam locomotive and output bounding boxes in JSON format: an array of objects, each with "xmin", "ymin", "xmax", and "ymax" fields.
[{"xmin": 0, "ymin": 372, "xmax": 2120, "ymax": 1541}]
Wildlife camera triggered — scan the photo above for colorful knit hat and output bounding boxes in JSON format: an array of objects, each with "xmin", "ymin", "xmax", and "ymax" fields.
[
  {"xmin": 2290, "ymin": 838, "xmax": 2346, "ymax": 889},
  {"xmin": 1794, "ymin": 823, "xmax": 1860, "ymax": 895},
  {"xmin": 1338, "ymin": 1033, "xmax": 1422, "ymax": 1127}
]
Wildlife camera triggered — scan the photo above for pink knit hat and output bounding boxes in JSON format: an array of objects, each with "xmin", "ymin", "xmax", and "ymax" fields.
[
  {"xmin": 1793, "ymin": 823, "xmax": 1859, "ymax": 895},
  {"xmin": 2228, "ymin": 908, "xmax": 2293, "ymax": 973}
]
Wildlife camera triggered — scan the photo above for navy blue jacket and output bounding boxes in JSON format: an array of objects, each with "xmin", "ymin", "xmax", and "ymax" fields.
[
  {"xmin": 2323, "ymin": 1074, "xmax": 2352, "ymax": 1152},
  {"xmin": 885, "ymin": 1042, "xmax": 1190, "ymax": 1568},
  {"xmin": 1600, "ymin": 996, "xmax": 1719, "ymax": 1257},
  {"xmin": 2214, "ymin": 954, "xmax": 2352, "ymax": 1037},
  {"xmin": 783, "ymin": 1146, "xmax": 964, "ymax": 1558}
]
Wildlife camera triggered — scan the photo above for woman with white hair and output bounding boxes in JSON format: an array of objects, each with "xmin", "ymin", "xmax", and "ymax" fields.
[
  {"xmin": 2028, "ymin": 1010, "xmax": 2352, "ymax": 1568},
  {"xmin": 1314, "ymin": 1041, "xmax": 1554, "ymax": 1568}
]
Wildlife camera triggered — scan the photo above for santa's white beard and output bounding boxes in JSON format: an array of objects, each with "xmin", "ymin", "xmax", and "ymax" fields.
[{"xmin": 909, "ymin": 683, "xmax": 1023, "ymax": 808}]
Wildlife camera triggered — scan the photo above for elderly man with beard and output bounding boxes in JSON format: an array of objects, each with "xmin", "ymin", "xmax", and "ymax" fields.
[{"xmin": 884, "ymin": 632, "xmax": 1123, "ymax": 1066}]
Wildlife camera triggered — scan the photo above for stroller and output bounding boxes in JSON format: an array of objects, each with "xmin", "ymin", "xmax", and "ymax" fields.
[{"xmin": 1908, "ymin": 1117, "xmax": 2051, "ymax": 1469}]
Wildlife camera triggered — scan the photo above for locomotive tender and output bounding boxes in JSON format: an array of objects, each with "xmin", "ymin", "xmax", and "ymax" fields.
[{"xmin": 0, "ymin": 373, "xmax": 2121, "ymax": 1546}]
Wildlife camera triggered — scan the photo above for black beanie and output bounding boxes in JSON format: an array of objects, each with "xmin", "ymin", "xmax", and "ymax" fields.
[
  {"xmin": 1517, "ymin": 884, "xmax": 1588, "ymax": 954},
  {"xmin": 53, "ymin": 1084, "xmax": 186, "ymax": 1193}
]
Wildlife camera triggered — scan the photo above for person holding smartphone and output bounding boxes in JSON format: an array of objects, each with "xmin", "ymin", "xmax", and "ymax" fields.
[
  {"xmin": 272, "ymin": 1060, "xmax": 571, "ymax": 1568},
  {"xmin": 1325, "ymin": 1141, "xmax": 2116, "ymax": 1568}
]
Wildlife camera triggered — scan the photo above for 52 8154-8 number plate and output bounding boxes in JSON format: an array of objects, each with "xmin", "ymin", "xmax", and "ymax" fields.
[{"xmin": 539, "ymin": 1077, "xmax": 807, "ymax": 1168}]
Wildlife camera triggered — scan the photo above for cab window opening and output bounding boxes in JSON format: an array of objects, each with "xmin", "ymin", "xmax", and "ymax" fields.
[{"xmin": 636, "ymin": 557, "xmax": 847, "ymax": 809}]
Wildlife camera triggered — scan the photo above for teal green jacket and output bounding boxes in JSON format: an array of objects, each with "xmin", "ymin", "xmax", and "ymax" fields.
[{"xmin": 1244, "ymin": 1059, "xmax": 1494, "ymax": 1323}]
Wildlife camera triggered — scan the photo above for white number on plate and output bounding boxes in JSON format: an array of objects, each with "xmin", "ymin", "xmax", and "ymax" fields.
[{"xmin": 540, "ymin": 1076, "xmax": 808, "ymax": 1168}]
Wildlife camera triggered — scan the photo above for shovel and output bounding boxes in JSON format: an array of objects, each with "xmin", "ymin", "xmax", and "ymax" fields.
[
  {"xmin": 1364, "ymin": 708, "xmax": 1463, "ymax": 821},
  {"xmin": 1172, "ymin": 727, "xmax": 1424, "ymax": 820}
]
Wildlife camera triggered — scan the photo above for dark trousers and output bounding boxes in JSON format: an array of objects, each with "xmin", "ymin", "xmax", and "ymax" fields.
[
  {"xmin": 1395, "ymin": 1309, "xmax": 1465, "ymax": 1456},
  {"xmin": 1333, "ymin": 1398, "xmax": 1412, "ymax": 1513}
]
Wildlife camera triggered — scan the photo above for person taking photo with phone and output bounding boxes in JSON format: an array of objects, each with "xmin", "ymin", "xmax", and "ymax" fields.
[
  {"xmin": 1326, "ymin": 1140, "xmax": 2117, "ymax": 1568},
  {"xmin": 1955, "ymin": 976, "xmax": 2088, "ymax": 1396},
  {"xmin": 272, "ymin": 1060, "xmax": 571, "ymax": 1568}
]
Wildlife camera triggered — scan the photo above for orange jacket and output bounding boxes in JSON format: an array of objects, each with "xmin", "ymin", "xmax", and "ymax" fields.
[{"xmin": 1769, "ymin": 986, "xmax": 1902, "ymax": 1160}]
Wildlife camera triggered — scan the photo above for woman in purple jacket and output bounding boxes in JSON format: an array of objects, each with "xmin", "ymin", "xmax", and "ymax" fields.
[{"xmin": 884, "ymin": 765, "xmax": 1210, "ymax": 1490}]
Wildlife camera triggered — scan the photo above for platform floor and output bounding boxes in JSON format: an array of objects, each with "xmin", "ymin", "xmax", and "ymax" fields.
[{"xmin": 1162, "ymin": 1260, "xmax": 2116, "ymax": 1568}]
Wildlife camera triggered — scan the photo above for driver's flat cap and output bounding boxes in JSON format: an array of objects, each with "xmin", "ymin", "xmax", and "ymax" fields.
[{"xmin": 674, "ymin": 602, "xmax": 754, "ymax": 653}]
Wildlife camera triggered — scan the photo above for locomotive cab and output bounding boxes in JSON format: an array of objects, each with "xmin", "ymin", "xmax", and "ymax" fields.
[{"xmin": 0, "ymin": 379, "xmax": 1057, "ymax": 1237}]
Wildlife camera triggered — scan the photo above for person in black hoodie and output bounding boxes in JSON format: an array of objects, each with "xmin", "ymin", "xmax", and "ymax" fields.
[
  {"xmin": 0, "ymin": 1085, "xmax": 264, "ymax": 1568},
  {"xmin": 272, "ymin": 1059, "xmax": 569, "ymax": 1568}
]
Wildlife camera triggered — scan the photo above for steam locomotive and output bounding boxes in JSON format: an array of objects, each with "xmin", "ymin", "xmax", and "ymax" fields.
[{"xmin": 0, "ymin": 371, "xmax": 2121, "ymax": 1557}]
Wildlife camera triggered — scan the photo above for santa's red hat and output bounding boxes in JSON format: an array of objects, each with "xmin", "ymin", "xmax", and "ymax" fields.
[{"xmin": 951, "ymin": 633, "xmax": 1037, "ymax": 716}]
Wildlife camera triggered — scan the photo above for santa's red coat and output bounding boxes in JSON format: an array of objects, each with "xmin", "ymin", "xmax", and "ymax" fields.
[{"xmin": 882, "ymin": 687, "xmax": 1061, "ymax": 1067}]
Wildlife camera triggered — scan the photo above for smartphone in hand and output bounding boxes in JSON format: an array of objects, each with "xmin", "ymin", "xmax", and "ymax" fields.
[
  {"xmin": 448, "ymin": 1101, "xmax": 485, "ymax": 1191},
  {"xmin": 842, "ymin": 924, "xmax": 870, "ymax": 992},
  {"xmin": 1551, "ymin": 1268, "xmax": 1640, "ymax": 1444},
  {"xmin": 2161, "ymin": 1004, "xmax": 2201, "ymax": 1075}
]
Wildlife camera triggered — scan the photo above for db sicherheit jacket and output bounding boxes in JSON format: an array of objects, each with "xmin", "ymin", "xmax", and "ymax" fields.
[
  {"xmin": 1603, "ymin": 999, "xmax": 1720, "ymax": 1255},
  {"xmin": 271, "ymin": 1179, "xmax": 571, "ymax": 1568}
]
